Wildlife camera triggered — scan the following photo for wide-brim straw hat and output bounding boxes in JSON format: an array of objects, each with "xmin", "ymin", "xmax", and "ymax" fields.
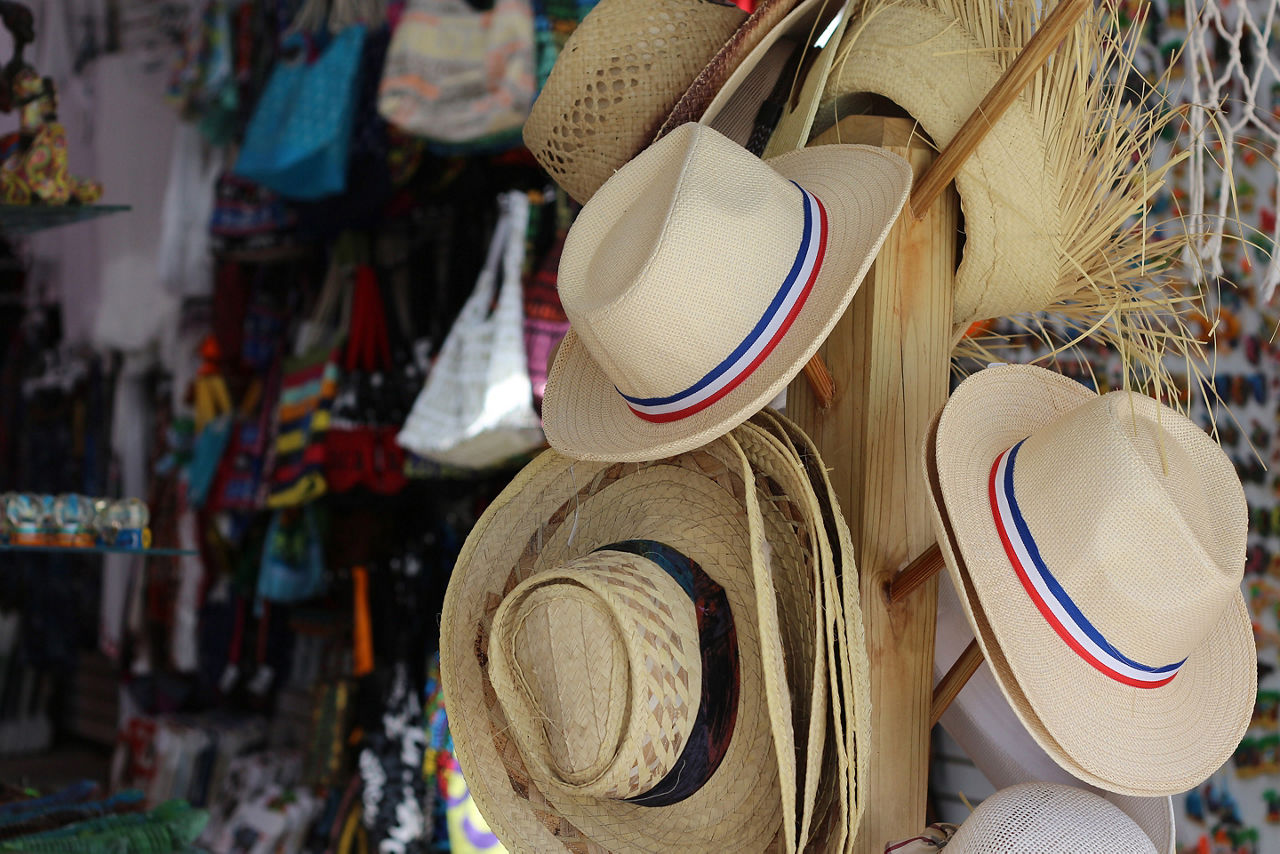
[
  {"xmin": 923, "ymin": 363, "xmax": 1254, "ymax": 796},
  {"xmin": 934, "ymin": 575, "xmax": 1175, "ymax": 852},
  {"xmin": 441, "ymin": 434, "xmax": 817, "ymax": 852},
  {"xmin": 945, "ymin": 783, "xmax": 1158, "ymax": 853},
  {"xmin": 541, "ymin": 122, "xmax": 910, "ymax": 462},
  {"xmin": 748, "ymin": 408, "xmax": 871, "ymax": 842},
  {"xmin": 525, "ymin": 0, "xmax": 803, "ymax": 204},
  {"xmin": 809, "ymin": 0, "xmax": 1198, "ymax": 396}
]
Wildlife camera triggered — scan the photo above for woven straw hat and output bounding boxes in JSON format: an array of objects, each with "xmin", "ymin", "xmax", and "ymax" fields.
[
  {"xmin": 441, "ymin": 434, "xmax": 817, "ymax": 852},
  {"xmin": 923, "ymin": 363, "xmax": 1255, "ymax": 796},
  {"xmin": 946, "ymin": 783, "xmax": 1158, "ymax": 853},
  {"xmin": 748, "ymin": 409, "xmax": 872, "ymax": 842},
  {"xmin": 810, "ymin": 0, "xmax": 1193, "ymax": 367},
  {"xmin": 541, "ymin": 122, "xmax": 910, "ymax": 462},
  {"xmin": 934, "ymin": 572, "xmax": 1174, "ymax": 852},
  {"xmin": 525, "ymin": 0, "xmax": 802, "ymax": 204}
]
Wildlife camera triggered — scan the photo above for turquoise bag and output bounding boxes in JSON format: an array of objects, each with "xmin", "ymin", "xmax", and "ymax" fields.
[{"xmin": 234, "ymin": 26, "xmax": 366, "ymax": 200}]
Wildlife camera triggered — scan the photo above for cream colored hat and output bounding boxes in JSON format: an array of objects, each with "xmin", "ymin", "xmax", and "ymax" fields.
[
  {"xmin": 441, "ymin": 435, "xmax": 809, "ymax": 853},
  {"xmin": 945, "ymin": 783, "xmax": 1158, "ymax": 853},
  {"xmin": 923, "ymin": 363, "xmax": 1255, "ymax": 796},
  {"xmin": 541, "ymin": 122, "xmax": 910, "ymax": 462},
  {"xmin": 525, "ymin": 0, "xmax": 802, "ymax": 204}
]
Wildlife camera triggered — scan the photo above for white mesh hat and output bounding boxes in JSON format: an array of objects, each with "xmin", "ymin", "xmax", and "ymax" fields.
[
  {"xmin": 946, "ymin": 783, "xmax": 1157, "ymax": 853},
  {"xmin": 923, "ymin": 363, "xmax": 1255, "ymax": 796}
]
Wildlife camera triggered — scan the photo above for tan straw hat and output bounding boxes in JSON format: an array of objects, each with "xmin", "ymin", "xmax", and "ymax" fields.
[
  {"xmin": 810, "ymin": 0, "xmax": 1197, "ymax": 389},
  {"xmin": 923, "ymin": 363, "xmax": 1255, "ymax": 796},
  {"xmin": 440, "ymin": 435, "xmax": 815, "ymax": 852},
  {"xmin": 934, "ymin": 573, "xmax": 1175, "ymax": 852},
  {"xmin": 945, "ymin": 783, "xmax": 1158, "ymax": 853},
  {"xmin": 525, "ymin": 0, "xmax": 803, "ymax": 204},
  {"xmin": 541, "ymin": 122, "xmax": 910, "ymax": 462}
]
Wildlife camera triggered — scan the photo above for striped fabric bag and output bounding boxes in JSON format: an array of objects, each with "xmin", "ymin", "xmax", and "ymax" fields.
[
  {"xmin": 377, "ymin": 0, "xmax": 535, "ymax": 143},
  {"xmin": 266, "ymin": 264, "xmax": 349, "ymax": 508}
]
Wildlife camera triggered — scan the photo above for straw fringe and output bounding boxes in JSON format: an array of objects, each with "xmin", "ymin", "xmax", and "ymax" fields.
[{"xmin": 834, "ymin": 0, "xmax": 1218, "ymax": 412}]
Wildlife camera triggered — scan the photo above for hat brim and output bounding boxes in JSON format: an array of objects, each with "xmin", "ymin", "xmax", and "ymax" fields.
[
  {"xmin": 925, "ymin": 364, "xmax": 1255, "ymax": 796},
  {"xmin": 542, "ymin": 144, "xmax": 911, "ymax": 462},
  {"xmin": 658, "ymin": 0, "xmax": 804, "ymax": 139},
  {"xmin": 933, "ymin": 547, "xmax": 1175, "ymax": 852},
  {"xmin": 749, "ymin": 409, "xmax": 873, "ymax": 844},
  {"xmin": 441, "ymin": 439, "xmax": 789, "ymax": 853}
]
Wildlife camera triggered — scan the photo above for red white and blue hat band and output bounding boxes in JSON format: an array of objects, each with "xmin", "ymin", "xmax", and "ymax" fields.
[
  {"xmin": 988, "ymin": 441, "xmax": 1185, "ymax": 689},
  {"xmin": 619, "ymin": 182, "xmax": 829, "ymax": 423}
]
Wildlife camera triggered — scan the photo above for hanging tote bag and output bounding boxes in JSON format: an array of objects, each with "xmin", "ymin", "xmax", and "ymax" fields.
[
  {"xmin": 377, "ymin": 0, "xmax": 535, "ymax": 143},
  {"xmin": 397, "ymin": 191, "xmax": 544, "ymax": 469},
  {"xmin": 234, "ymin": 26, "xmax": 367, "ymax": 200}
]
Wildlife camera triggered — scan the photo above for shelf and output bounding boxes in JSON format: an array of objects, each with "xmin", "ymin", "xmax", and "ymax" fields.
[
  {"xmin": 0, "ymin": 544, "xmax": 196, "ymax": 557},
  {"xmin": 0, "ymin": 204, "xmax": 130, "ymax": 236}
]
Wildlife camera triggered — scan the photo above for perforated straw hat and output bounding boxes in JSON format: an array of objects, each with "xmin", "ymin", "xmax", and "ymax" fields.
[
  {"xmin": 525, "ymin": 0, "xmax": 803, "ymax": 204},
  {"xmin": 440, "ymin": 435, "xmax": 814, "ymax": 853},
  {"xmin": 945, "ymin": 783, "xmax": 1158, "ymax": 854},
  {"xmin": 923, "ymin": 363, "xmax": 1255, "ymax": 796},
  {"xmin": 541, "ymin": 122, "xmax": 910, "ymax": 462}
]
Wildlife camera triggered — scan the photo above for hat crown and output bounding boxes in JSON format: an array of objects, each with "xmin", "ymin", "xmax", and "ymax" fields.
[
  {"xmin": 1007, "ymin": 392, "xmax": 1246, "ymax": 665},
  {"xmin": 523, "ymin": 0, "xmax": 748, "ymax": 203},
  {"xmin": 948, "ymin": 783, "xmax": 1156, "ymax": 853},
  {"xmin": 558, "ymin": 123, "xmax": 813, "ymax": 402},
  {"xmin": 488, "ymin": 551, "xmax": 702, "ymax": 800}
]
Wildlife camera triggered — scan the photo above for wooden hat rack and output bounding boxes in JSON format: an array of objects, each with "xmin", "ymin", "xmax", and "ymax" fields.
[{"xmin": 786, "ymin": 0, "xmax": 1091, "ymax": 849}]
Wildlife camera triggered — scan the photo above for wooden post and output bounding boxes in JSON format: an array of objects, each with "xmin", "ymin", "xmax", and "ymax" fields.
[{"xmin": 787, "ymin": 115, "xmax": 958, "ymax": 853}]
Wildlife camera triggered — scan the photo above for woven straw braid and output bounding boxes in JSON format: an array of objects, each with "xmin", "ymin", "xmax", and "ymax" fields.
[
  {"xmin": 756, "ymin": 408, "xmax": 872, "ymax": 844},
  {"xmin": 488, "ymin": 553, "xmax": 701, "ymax": 800},
  {"xmin": 524, "ymin": 0, "xmax": 747, "ymax": 203},
  {"xmin": 734, "ymin": 422, "xmax": 832, "ymax": 852},
  {"xmin": 946, "ymin": 783, "xmax": 1156, "ymax": 853}
]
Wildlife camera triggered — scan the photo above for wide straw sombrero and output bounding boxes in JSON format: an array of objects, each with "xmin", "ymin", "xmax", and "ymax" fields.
[
  {"xmin": 732, "ymin": 419, "xmax": 846, "ymax": 850},
  {"xmin": 441, "ymin": 435, "xmax": 816, "ymax": 853},
  {"xmin": 541, "ymin": 122, "xmax": 910, "ymax": 462},
  {"xmin": 923, "ymin": 363, "xmax": 1254, "ymax": 796},
  {"xmin": 525, "ymin": 0, "xmax": 803, "ymax": 204},
  {"xmin": 934, "ymin": 577, "xmax": 1175, "ymax": 852},
  {"xmin": 811, "ymin": 0, "xmax": 1199, "ymax": 399},
  {"xmin": 749, "ymin": 409, "xmax": 871, "ymax": 842},
  {"xmin": 945, "ymin": 783, "xmax": 1158, "ymax": 854}
]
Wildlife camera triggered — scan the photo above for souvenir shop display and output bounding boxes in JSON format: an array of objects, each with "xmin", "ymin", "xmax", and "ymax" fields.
[{"xmin": 2, "ymin": 0, "xmax": 1278, "ymax": 849}]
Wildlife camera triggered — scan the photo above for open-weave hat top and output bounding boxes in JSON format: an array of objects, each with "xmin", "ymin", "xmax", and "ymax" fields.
[{"xmin": 946, "ymin": 783, "xmax": 1157, "ymax": 854}]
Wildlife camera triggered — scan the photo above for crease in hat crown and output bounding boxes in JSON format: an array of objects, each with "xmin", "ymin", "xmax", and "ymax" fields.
[
  {"xmin": 524, "ymin": 0, "xmax": 749, "ymax": 204},
  {"xmin": 558, "ymin": 123, "xmax": 820, "ymax": 410},
  {"xmin": 486, "ymin": 550, "xmax": 702, "ymax": 801},
  {"xmin": 980, "ymin": 391, "xmax": 1246, "ymax": 675}
]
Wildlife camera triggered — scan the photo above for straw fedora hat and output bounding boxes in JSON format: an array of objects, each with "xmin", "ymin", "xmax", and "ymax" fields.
[
  {"xmin": 945, "ymin": 783, "xmax": 1159, "ymax": 853},
  {"xmin": 525, "ymin": 0, "xmax": 804, "ymax": 204},
  {"xmin": 441, "ymin": 434, "xmax": 820, "ymax": 852},
  {"xmin": 541, "ymin": 122, "xmax": 911, "ymax": 462},
  {"xmin": 923, "ymin": 363, "xmax": 1254, "ymax": 796},
  {"xmin": 934, "ymin": 575, "xmax": 1175, "ymax": 852}
]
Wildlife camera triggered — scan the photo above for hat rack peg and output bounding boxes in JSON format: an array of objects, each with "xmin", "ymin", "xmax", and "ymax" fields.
[
  {"xmin": 885, "ymin": 543, "xmax": 945, "ymax": 605},
  {"xmin": 930, "ymin": 639, "xmax": 983, "ymax": 727},
  {"xmin": 802, "ymin": 353, "xmax": 837, "ymax": 409},
  {"xmin": 907, "ymin": 0, "xmax": 1092, "ymax": 219}
]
